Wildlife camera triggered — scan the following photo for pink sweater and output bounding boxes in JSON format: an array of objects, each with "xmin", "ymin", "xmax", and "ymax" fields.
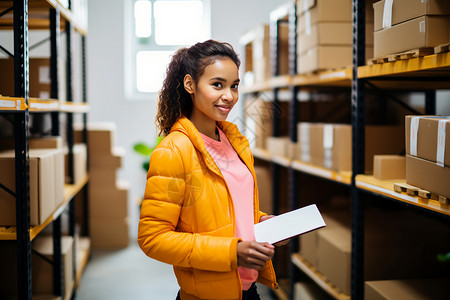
[{"xmin": 200, "ymin": 128, "xmax": 258, "ymax": 290}]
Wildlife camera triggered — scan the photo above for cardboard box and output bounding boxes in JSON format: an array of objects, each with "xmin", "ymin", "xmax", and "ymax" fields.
[
  {"xmin": 255, "ymin": 166, "xmax": 273, "ymax": 215},
  {"xmin": 75, "ymin": 122, "xmax": 117, "ymax": 156},
  {"xmin": 374, "ymin": 15, "xmax": 450, "ymax": 58},
  {"xmin": 90, "ymin": 216, "xmax": 129, "ymax": 249},
  {"xmin": 406, "ymin": 154, "xmax": 450, "ymax": 198},
  {"xmin": 88, "ymin": 167, "xmax": 117, "ymax": 187},
  {"xmin": 405, "ymin": 115, "xmax": 450, "ymax": 167},
  {"xmin": 297, "ymin": 22, "xmax": 374, "ymax": 55},
  {"xmin": 266, "ymin": 136, "xmax": 291, "ymax": 157},
  {"xmin": 64, "ymin": 143, "xmax": 87, "ymax": 184},
  {"xmin": 316, "ymin": 212, "xmax": 428, "ymax": 295},
  {"xmin": 89, "ymin": 146, "xmax": 124, "ymax": 169},
  {"xmin": 0, "ymin": 136, "xmax": 64, "ymax": 151},
  {"xmin": 89, "ymin": 180, "xmax": 129, "ymax": 220},
  {"xmin": 374, "ymin": 0, "xmax": 450, "ymax": 32},
  {"xmin": 373, "ymin": 155, "xmax": 406, "ymax": 180},
  {"xmin": 297, "ymin": 0, "xmax": 353, "ymax": 22},
  {"xmin": 0, "ymin": 58, "xmax": 51, "ymax": 98},
  {"xmin": 299, "ymin": 210, "xmax": 349, "ymax": 268},
  {"xmin": 0, "ymin": 149, "xmax": 58, "ymax": 225},
  {"xmin": 33, "ymin": 148, "xmax": 65, "ymax": 209},
  {"xmin": 241, "ymin": 21, "xmax": 289, "ymax": 84},
  {"xmin": 365, "ymin": 278, "xmax": 450, "ymax": 300},
  {"xmin": 298, "ymin": 46, "xmax": 374, "ymax": 74},
  {"xmin": 297, "ymin": 0, "xmax": 376, "ymax": 22},
  {"xmin": 32, "ymin": 236, "xmax": 74, "ymax": 300},
  {"xmin": 244, "ymin": 97, "xmax": 289, "ymax": 149},
  {"xmin": 299, "ymin": 124, "xmax": 403, "ymax": 172}
]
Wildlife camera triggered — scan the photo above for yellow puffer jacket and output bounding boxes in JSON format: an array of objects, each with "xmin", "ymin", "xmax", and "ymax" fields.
[{"xmin": 138, "ymin": 117, "xmax": 277, "ymax": 300}]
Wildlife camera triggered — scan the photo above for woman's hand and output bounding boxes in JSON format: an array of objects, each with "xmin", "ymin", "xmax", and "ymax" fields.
[
  {"xmin": 259, "ymin": 215, "xmax": 291, "ymax": 247},
  {"xmin": 237, "ymin": 241, "xmax": 274, "ymax": 270}
]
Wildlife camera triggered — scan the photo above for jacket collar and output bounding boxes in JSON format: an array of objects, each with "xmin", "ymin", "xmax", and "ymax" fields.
[{"xmin": 170, "ymin": 116, "xmax": 253, "ymax": 174}]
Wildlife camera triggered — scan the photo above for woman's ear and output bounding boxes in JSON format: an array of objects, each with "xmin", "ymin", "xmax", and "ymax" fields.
[{"xmin": 184, "ymin": 74, "xmax": 194, "ymax": 94}]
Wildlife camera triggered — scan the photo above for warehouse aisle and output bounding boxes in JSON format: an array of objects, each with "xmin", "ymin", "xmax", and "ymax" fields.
[
  {"xmin": 77, "ymin": 238, "xmax": 275, "ymax": 299},
  {"xmin": 76, "ymin": 239, "xmax": 179, "ymax": 299}
]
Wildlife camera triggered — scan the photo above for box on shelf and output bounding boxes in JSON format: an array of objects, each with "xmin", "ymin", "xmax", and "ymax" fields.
[
  {"xmin": 373, "ymin": 15, "xmax": 450, "ymax": 58},
  {"xmin": 0, "ymin": 58, "xmax": 52, "ymax": 98},
  {"xmin": 64, "ymin": 143, "xmax": 87, "ymax": 184},
  {"xmin": 406, "ymin": 154, "xmax": 450, "ymax": 198},
  {"xmin": 298, "ymin": 46, "xmax": 374, "ymax": 74},
  {"xmin": 266, "ymin": 136, "xmax": 291, "ymax": 157},
  {"xmin": 32, "ymin": 236, "xmax": 74, "ymax": 300},
  {"xmin": 90, "ymin": 216, "xmax": 129, "ymax": 249},
  {"xmin": 365, "ymin": 278, "xmax": 450, "ymax": 300},
  {"xmin": 33, "ymin": 148, "xmax": 65, "ymax": 209},
  {"xmin": 373, "ymin": 0, "xmax": 450, "ymax": 32},
  {"xmin": 255, "ymin": 167, "xmax": 273, "ymax": 215},
  {"xmin": 373, "ymin": 155, "xmax": 406, "ymax": 180},
  {"xmin": 314, "ymin": 210, "xmax": 436, "ymax": 295},
  {"xmin": 405, "ymin": 115, "xmax": 450, "ymax": 167},
  {"xmin": 297, "ymin": 123, "xmax": 404, "ymax": 173},
  {"xmin": 75, "ymin": 122, "xmax": 117, "ymax": 156},
  {"xmin": 0, "ymin": 148, "xmax": 64, "ymax": 226},
  {"xmin": 244, "ymin": 97, "xmax": 289, "ymax": 149},
  {"xmin": 89, "ymin": 167, "xmax": 118, "ymax": 187},
  {"xmin": 240, "ymin": 22, "xmax": 289, "ymax": 85},
  {"xmin": 297, "ymin": 22, "xmax": 374, "ymax": 55},
  {"xmin": 297, "ymin": 0, "xmax": 353, "ymax": 23},
  {"xmin": 0, "ymin": 136, "xmax": 64, "ymax": 151}
]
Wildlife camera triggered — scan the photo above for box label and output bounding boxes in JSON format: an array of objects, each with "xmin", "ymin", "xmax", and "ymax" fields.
[
  {"xmin": 323, "ymin": 125, "xmax": 333, "ymax": 169},
  {"xmin": 382, "ymin": 0, "xmax": 394, "ymax": 29},
  {"xmin": 437, "ymin": 120, "xmax": 449, "ymax": 167},
  {"xmin": 410, "ymin": 116, "xmax": 420, "ymax": 156},
  {"xmin": 300, "ymin": 123, "xmax": 310, "ymax": 162}
]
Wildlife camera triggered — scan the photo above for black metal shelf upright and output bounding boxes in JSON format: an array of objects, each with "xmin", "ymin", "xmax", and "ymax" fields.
[
  {"xmin": 350, "ymin": 0, "xmax": 366, "ymax": 299},
  {"xmin": 0, "ymin": 1, "xmax": 89, "ymax": 299},
  {"xmin": 13, "ymin": 1, "xmax": 31, "ymax": 299}
]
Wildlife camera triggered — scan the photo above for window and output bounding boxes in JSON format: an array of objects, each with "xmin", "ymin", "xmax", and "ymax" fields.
[{"xmin": 130, "ymin": 0, "xmax": 210, "ymax": 99}]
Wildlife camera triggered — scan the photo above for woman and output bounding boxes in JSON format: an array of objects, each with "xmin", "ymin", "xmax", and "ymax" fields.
[{"xmin": 138, "ymin": 40, "xmax": 284, "ymax": 300}]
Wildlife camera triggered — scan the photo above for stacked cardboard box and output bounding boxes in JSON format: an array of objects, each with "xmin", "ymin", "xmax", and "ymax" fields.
[
  {"xmin": 373, "ymin": 0, "xmax": 450, "ymax": 58},
  {"xmin": 76, "ymin": 123, "xmax": 129, "ymax": 249},
  {"xmin": 296, "ymin": 0, "xmax": 375, "ymax": 74},
  {"xmin": 299, "ymin": 208, "xmax": 450, "ymax": 295},
  {"xmin": 365, "ymin": 278, "xmax": 450, "ymax": 300},
  {"xmin": 0, "ymin": 236, "xmax": 74, "ymax": 299},
  {"xmin": 296, "ymin": 123, "xmax": 404, "ymax": 173},
  {"xmin": 64, "ymin": 143, "xmax": 88, "ymax": 184},
  {"xmin": 244, "ymin": 96, "xmax": 290, "ymax": 150},
  {"xmin": 240, "ymin": 22, "xmax": 289, "ymax": 85},
  {"xmin": 373, "ymin": 155, "xmax": 406, "ymax": 180},
  {"xmin": 0, "ymin": 148, "xmax": 65, "ymax": 226},
  {"xmin": 405, "ymin": 115, "xmax": 450, "ymax": 198},
  {"xmin": 32, "ymin": 236, "xmax": 74, "ymax": 300}
]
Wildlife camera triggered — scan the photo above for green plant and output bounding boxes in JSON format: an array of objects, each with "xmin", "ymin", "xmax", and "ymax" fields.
[{"xmin": 133, "ymin": 136, "xmax": 163, "ymax": 172}]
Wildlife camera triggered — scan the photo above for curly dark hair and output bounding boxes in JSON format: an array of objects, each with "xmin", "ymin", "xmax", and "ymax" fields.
[{"xmin": 156, "ymin": 39, "xmax": 241, "ymax": 136}]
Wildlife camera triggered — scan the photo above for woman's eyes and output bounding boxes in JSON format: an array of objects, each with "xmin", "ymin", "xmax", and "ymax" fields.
[{"xmin": 212, "ymin": 82, "xmax": 239, "ymax": 89}]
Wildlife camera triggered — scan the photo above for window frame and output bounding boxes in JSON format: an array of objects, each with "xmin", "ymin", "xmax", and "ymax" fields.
[{"xmin": 126, "ymin": 0, "xmax": 211, "ymax": 101}]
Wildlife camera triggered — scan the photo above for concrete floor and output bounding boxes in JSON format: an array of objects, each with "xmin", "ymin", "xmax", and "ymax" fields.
[{"xmin": 76, "ymin": 238, "xmax": 276, "ymax": 300}]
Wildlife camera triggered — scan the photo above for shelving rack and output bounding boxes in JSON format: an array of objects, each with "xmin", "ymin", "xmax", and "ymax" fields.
[
  {"xmin": 242, "ymin": 0, "xmax": 450, "ymax": 299},
  {"xmin": 0, "ymin": 1, "xmax": 89, "ymax": 299}
]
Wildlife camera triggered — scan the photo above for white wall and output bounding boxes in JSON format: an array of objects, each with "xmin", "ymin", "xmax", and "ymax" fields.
[{"xmin": 86, "ymin": 0, "xmax": 286, "ymax": 237}]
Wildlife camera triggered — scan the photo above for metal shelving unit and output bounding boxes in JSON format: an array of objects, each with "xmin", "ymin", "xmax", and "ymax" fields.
[
  {"xmin": 0, "ymin": 1, "xmax": 89, "ymax": 299},
  {"xmin": 242, "ymin": 1, "xmax": 450, "ymax": 299}
]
